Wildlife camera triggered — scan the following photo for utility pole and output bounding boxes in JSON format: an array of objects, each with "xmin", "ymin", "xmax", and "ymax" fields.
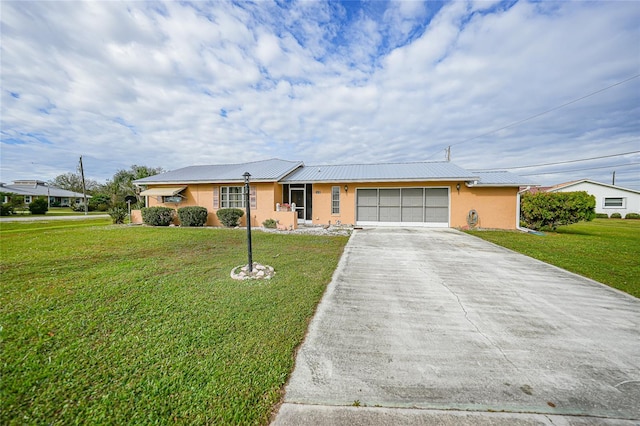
[
  {"xmin": 612, "ymin": 171, "xmax": 616, "ymax": 185},
  {"xmin": 446, "ymin": 146, "xmax": 451, "ymax": 162},
  {"xmin": 79, "ymin": 156, "xmax": 88, "ymax": 215}
]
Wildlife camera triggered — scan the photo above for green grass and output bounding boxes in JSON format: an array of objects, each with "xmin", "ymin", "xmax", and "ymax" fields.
[
  {"xmin": 466, "ymin": 219, "xmax": 640, "ymax": 298},
  {"xmin": 0, "ymin": 217, "xmax": 113, "ymax": 234},
  {"xmin": 1, "ymin": 222, "xmax": 349, "ymax": 425}
]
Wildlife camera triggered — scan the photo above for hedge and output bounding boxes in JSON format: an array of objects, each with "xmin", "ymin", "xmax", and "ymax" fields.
[
  {"xmin": 625, "ymin": 213, "xmax": 640, "ymax": 219},
  {"xmin": 216, "ymin": 208, "xmax": 244, "ymax": 227},
  {"xmin": 141, "ymin": 206, "xmax": 175, "ymax": 226},
  {"xmin": 520, "ymin": 191, "xmax": 595, "ymax": 230},
  {"xmin": 177, "ymin": 206, "xmax": 209, "ymax": 227}
]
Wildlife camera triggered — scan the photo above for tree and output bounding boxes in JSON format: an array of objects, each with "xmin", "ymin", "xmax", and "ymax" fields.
[
  {"xmin": 520, "ymin": 191, "xmax": 596, "ymax": 230},
  {"xmin": 102, "ymin": 165, "xmax": 164, "ymax": 206},
  {"xmin": 48, "ymin": 172, "xmax": 99, "ymax": 193}
]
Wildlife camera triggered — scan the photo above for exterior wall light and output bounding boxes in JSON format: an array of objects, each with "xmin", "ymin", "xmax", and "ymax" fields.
[
  {"xmin": 456, "ymin": 183, "xmax": 461, "ymax": 194},
  {"xmin": 344, "ymin": 185, "xmax": 348, "ymax": 193}
]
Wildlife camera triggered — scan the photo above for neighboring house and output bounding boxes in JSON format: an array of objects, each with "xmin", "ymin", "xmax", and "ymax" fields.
[
  {"xmin": 133, "ymin": 158, "xmax": 534, "ymax": 230},
  {"xmin": 547, "ymin": 179, "xmax": 640, "ymax": 217},
  {"xmin": 0, "ymin": 180, "xmax": 90, "ymax": 207}
]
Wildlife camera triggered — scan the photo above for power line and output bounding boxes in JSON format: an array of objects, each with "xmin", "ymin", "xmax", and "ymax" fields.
[
  {"xmin": 476, "ymin": 150, "xmax": 640, "ymax": 171},
  {"xmin": 424, "ymin": 73, "xmax": 640, "ymax": 160},
  {"xmin": 520, "ymin": 161, "xmax": 640, "ymax": 176}
]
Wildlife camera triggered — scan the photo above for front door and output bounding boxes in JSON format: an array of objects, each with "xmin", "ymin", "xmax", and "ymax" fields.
[{"xmin": 290, "ymin": 188, "xmax": 305, "ymax": 224}]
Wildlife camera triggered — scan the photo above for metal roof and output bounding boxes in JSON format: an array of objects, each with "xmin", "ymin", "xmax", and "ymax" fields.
[
  {"xmin": 0, "ymin": 182, "xmax": 90, "ymax": 198},
  {"xmin": 134, "ymin": 159, "xmax": 303, "ymax": 184},
  {"xmin": 281, "ymin": 161, "xmax": 478, "ymax": 183},
  {"xmin": 547, "ymin": 179, "xmax": 640, "ymax": 195},
  {"xmin": 470, "ymin": 171, "xmax": 537, "ymax": 187}
]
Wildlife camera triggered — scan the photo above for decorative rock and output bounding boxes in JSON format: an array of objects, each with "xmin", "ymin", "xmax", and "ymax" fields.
[{"xmin": 230, "ymin": 262, "xmax": 275, "ymax": 281}]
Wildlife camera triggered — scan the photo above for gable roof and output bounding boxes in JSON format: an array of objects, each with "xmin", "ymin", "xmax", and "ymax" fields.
[
  {"xmin": 132, "ymin": 158, "xmax": 533, "ymax": 187},
  {"xmin": 281, "ymin": 161, "xmax": 478, "ymax": 183},
  {"xmin": 548, "ymin": 179, "xmax": 640, "ymax": 195},
  {"xmin": 1, "ymin": 182, "xmax": 89, "ymax": 198},
  {"xmin": 134, "ymin": 158, "xmax": 303, "ymax": 184}
]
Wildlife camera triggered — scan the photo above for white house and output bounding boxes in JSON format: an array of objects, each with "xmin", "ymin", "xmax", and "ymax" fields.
[
  {"xmin": 1, "ymin": 180, "xmax": 89, "ymax": 207},
  {"xmin": 548, "ymin": 180, "xmax": 640, "ymax": 217}
]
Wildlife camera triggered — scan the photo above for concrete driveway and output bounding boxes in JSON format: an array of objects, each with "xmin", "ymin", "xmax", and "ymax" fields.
[{"xmin": 273, "ymin": 228, "xmax": 640, "ymax": 425}]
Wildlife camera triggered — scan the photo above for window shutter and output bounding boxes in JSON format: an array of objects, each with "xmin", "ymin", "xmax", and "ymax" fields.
[
  {"xmin": 250, "ymin": 186, "xmax": 257, "ymax": 209},
  {"xmin": 213, "ymin": 187, "xmax": 219, "ymax": 209}
]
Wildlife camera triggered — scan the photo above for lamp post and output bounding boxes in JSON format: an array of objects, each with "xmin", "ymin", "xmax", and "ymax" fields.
[{"xmin": 243, "ymin": 172, "xmax": 253, "ymax": 273}]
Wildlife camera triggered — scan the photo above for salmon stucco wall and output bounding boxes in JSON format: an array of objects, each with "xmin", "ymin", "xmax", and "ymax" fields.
[
  {"xmin": 310, "ymin": 181, "xmax": 518, "ymax": 230},
  {"xmin": 135, "ymin": 181, "xmax": 519, "ymax": 230},
  {"xmin": 135, "ymin": 182, "xmax": 297, "ymax": 228},
  {"xmin": 450, "ymin": 185, "xmax": 519, "ymax": 229}
]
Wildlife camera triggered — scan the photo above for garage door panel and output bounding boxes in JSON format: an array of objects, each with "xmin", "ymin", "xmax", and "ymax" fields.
[
  {"xmin": 379, "ymin": 189, "xmax": 400, "ymax": 205},
  {"xmin": 402, "ymin": 188, "xmax": 423, "ymax": 206},
  {"xmin": 425, "ymin": 206, "xmax": 448, "ymax": 222},
  {"xmin": 425, "ymin": 188, "xmax": 448, "ymax": 207},
  {"xmin": 379, "ymin": 206, "xmax": 401, "ymax": 222},
  {"xmin": 357, "ymin": 206, "xmax": 378, "ymax": 221},
  {"xmin": 402, "ymin": 206, "xmax": 423, "ymax": 222},
  {"xmin": 358, "ymin": 189, "xmax": 378, "ymax": 206}
]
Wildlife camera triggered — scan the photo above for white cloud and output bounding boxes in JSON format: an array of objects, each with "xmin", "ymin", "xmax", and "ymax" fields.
[{"xmin": 1, "ymin": 0, "xmax": 638, "ymax": 189}]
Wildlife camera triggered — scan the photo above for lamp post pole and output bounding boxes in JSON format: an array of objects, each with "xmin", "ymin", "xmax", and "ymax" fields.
[{"xmin": 243, "ymin": 172, "xmax": 253, "ymax": 273}]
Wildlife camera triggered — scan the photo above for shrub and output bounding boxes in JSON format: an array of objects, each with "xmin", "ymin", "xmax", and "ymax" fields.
[
  {"xmin": 262, "ymin": 218, "xmax": 277, "ymax": 229},
  {"xmin": 610, "ymin": 213, "xmax": 622, "ymax": 219},
  {"xmin": 520, "ymin": 191, "xmax": 595, "ymax": 230},
  {"xmin": 595, "ymin": 213, "xmax": 609, "ymax": 219},
  {"xmin": 28, "ymin": 197, "xmax": 49, "ymax": 215},
  {"xmin": 1, "ymin": 204, "xmax": 14, "ymax": 216},
  {"xmin": 141, "ymin": 206, "xmax": 175, "ymax": 226},
  {"xmin": 177, "ymin": 206, "xmax": 209, "ymax": 227},
  {"xmin": 71, "ymin": 203, "xmax": 95, "ymax": 212},
  {"xmin": 108, "ymin": 207, "xmax": 128, "ymax": 224},
  {"xmin": 625, "ymin": 213, "xmax": 640, "ymax": 219},
  {"xmin": 89, "ymin": 194, "xmax": 112, "ymax": 212},
  {"xmin": 216, "ymin": 208, "xmax": 244, "ymax": 227}
]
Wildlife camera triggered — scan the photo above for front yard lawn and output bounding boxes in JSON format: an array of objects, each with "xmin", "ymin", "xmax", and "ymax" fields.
[
  {"xmin": 467, "ymin": 219, "xmax": 639, "ymax": 298},
  {"xmin": 1, "ymin": 222, "xmax": 348, "ymax": 425}
]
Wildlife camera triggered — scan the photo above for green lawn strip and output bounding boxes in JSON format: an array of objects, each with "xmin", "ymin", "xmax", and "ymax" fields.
[
  {"xmin": 466, "ymin": 219, "xmax": 639, "ymax": 298},
  {"xmin": 0, "ymin": 218, "xmax": 112, "ymax": 233},
  {"xmin": 1, "ymin": 226, "xmax": 348, "ymax": 425}
]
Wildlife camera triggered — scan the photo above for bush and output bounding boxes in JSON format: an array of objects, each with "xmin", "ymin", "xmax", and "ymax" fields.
[
  {"xmin": 71, "ymin": 203, "xmax": 95, "ymax": 212},
  {"xmin": 28, "ymin": 197, "xmax": 49, "ymax": 215},
  {"xmin": 520, "ymin": 191, "xmax": 595, "ymax": 230},
  {"xmin": 1, "ymin": 204, "xmax": 14, "ymax": 216},
  {"xmin": 108, "ymin": 207, "xmax": 128, "ymax": 224},
  {"xmin": 141, "ymin": 206, "xmax": 175, "ymax": 226},
  {"xmin": 89, "ymin": 194, "xmax": 112, "ymax": 212},
  {"xmin": 625, "ymin": 213, "xmax": 640, "ymax": 219},
  {"xmin": 177, "ymin": 206, "xmax": 209, "ymax": 227},
  {"xmin": 610, "ymin": 213, "xmax": 622, "ymax": 219},
  {"xmin": 262, "ymin": 218, "xmax": 277, "ymax": 229},
  {"xmin": 216, "ymin": 208, "xmax": 244, "ymax": 227},
  {"xmin": 595, "ymin": 213, "xmax": 609, "ymax": 219}
]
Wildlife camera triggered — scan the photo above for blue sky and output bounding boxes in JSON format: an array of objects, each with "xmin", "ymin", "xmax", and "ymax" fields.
[{"xmin": 1, "ymin": 0, "xmax": 639, "ymax": 188}]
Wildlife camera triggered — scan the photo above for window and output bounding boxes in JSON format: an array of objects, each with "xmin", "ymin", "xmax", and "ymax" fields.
[
  {"xmin": 162, "ymin": 196, "xmax": 182, "ymax": 203},
  {"xmin": 331, "ymin": 186, "xmax": 340, "ymax": 214},
  {"xmin": 221, "ymin": 186, "xmax": 245, "ymax": 208},
  {"xmin": 603, "ymin": 197, "xmax": 624, "ymax": 208},
  {"xmin": 24, "ymin": 196, "xmax": 32, "ymax": 203}
]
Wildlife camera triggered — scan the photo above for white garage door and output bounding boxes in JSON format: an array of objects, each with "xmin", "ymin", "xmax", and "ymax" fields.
[{"xmin": 356, "ymin": 187, "xmax": 449, "ymax": 227}]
